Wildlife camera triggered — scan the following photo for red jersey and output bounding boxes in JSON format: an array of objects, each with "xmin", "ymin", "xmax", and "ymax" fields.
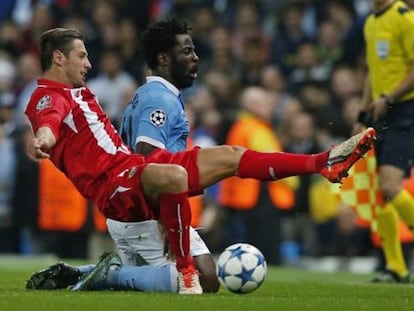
[{"xmin": 25, "ymin": 78, "xmax": 142, "ymax": 207}]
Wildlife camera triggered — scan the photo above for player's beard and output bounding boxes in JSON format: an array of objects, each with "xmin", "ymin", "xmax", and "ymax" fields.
[{"xmin": 170, "ymin": 60, "xmax": 194, "ymax": 89}]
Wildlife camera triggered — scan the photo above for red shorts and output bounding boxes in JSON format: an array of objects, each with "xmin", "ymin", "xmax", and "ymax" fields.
[{"xmin": 100, "ymin": 147, "xmax": 201, "ymax": 222}]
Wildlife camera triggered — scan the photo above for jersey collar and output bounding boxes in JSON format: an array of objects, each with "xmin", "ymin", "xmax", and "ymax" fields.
[
  {"xmin": 146, "ymin": 76, "xmax": 180, "ymax": 97},
  {"xmin": 374, "ymin": 0, "xmax": 395, "ymax": 17},
  {"xmin": 37, "ymin": 78, "xmax": 75, "ymax": 89}
]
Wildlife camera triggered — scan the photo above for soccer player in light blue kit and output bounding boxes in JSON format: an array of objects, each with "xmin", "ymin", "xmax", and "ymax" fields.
[
  {"xmin": 115, "ymin": 34, "xmax": 219, "ymax": 293},
  {"xmin": 121, "ymin": 76, "xmax": 189, "ymax": 153}
]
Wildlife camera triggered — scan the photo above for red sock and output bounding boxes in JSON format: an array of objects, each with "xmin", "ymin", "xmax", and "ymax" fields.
[
  {"xmin": 159, "ymin": 191, "xmax": 194, "ymax": 271},
  {"xmin": 237, "ymin": 150, "xmax": 329, "ymax": 180}
]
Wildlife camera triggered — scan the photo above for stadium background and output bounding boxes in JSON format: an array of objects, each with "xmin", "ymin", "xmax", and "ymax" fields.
[{"xmin": 1, "ymin": 0, "xmax": 413, "ymax": 273}]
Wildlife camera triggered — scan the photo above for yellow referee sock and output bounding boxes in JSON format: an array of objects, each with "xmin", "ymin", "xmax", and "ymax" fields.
[
  {"xmin": 392, "ymin": 188, "xmax": 414, "ymax": 235},
  {"xmin": 376, "ymin": 203, "xmax": 408, "ymax": 277}
]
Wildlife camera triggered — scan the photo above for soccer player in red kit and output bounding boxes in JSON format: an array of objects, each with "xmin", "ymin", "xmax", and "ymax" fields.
[{"xmin": 25, "ymin": 28, "xmax": 375, "ymax": 294}]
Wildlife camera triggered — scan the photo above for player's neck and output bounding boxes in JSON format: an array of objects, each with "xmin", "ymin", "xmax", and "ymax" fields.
[
  {"xmin": 373, "ymin": 0, "xmax": 394, "ymax": 13},
  {"xmin": 43, "ymin": 70, "xmax": 72, "ymax": 87},
  {"xmin": 151, "ymin": 70, "xmax": 175, "ymax": 87}
]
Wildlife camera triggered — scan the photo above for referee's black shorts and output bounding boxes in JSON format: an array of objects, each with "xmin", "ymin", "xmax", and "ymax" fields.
[{"xmin": 374, "ymin": 98, "xmax": 414, "ymax": 172}]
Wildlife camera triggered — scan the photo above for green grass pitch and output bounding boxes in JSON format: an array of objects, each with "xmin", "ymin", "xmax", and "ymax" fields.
[{"xmin": 1, "ymin": 256, "xmax": 413, "ymax": 311}]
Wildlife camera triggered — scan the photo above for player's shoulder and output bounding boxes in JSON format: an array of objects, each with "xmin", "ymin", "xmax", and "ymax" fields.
[
  {"xmin": 137, "ymin": 82, "xmax": 178, "ymax": 107},
  {"xmin": 142, "ymin": 81, "xmax": 176, "ymax": 97},
  {"xmin": 29, "ymin": 85, "xmax": 64, "ymax": 105},
  {"xmin": 394, "ymin": 0, "xmax": 412, "ymax": 13},
  {"xmin": 392, "ymin": 1, "xmax": 414, "ymax": 19}
]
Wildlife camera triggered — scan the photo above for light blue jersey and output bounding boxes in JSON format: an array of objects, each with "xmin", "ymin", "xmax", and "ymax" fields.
[{"xmin": 120, "ymin": 76, "xmax": 189, "ymax": 153}]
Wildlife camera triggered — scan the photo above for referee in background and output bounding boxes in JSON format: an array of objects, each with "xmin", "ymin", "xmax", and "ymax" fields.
[{"xmin": 359, "ymin": 0, "xmax": 414, "ymax": 283}]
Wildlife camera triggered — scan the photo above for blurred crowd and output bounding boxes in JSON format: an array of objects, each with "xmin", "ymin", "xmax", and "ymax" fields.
[{"xmin": 1, "ymin": 0, "xmax": 412, "ymax": 267}]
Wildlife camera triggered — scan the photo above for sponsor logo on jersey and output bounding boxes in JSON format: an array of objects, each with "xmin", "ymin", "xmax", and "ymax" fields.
[
  {"xmin": 150, "ymin": 109, "xmax": 167, "ymax": 127},
  {"xmin": 36, "ymin": 95, "xmax": 52, "ymax": 112}
]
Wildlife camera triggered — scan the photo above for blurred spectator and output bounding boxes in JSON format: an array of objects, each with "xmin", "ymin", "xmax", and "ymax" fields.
[
  {"xmin": 0, "ymin": 20, "xmax": 25, "ymax": 56},
  {"xmin": 315, "ymin": 20, "xmax": 344, "ymax": 69},
  {"xmin": 218, "ymin": 86, "xmax": 297, "ymax": 265},
  {"xmin": 118, "ymin": 18, "xmax": 145, "ymax": 83},
  {"xmin": 13, "ymin": 52, "xmax": 42, "ymax": 129},
  {"xmin": 0, "ymin": 52, "xmax": 16, "ymax": 94},
  {"xmin": 188, "ymin": 5, "xmax": 215, "ymax": 61},
  {"xmin": 274, "ymin": 96, "xmax": 304, "ymax": 145},
  {"xmin": 331, "ymin": 203, "xmax": 372, "ymax": 257},
  {"xmin": 298, "ymin": 81, "xmax": 346, "ymax": 141},
  {"xmin": 0, "ymin": 92, "xmax": 18, "ymax": 253},
  {"xmin": 239, "ymin": 34, "xmax": 270, "ymax": 87},
  {"xmin": 282, "ymin": 111, "xmax": 322, "ymax": 258},
  {"xmin": 270, "ymin": 2, "xmax": 312, "ymax": 75},
  {"xmin": 342, "ymin": 95, "xmax": 364, "ymax": 134},
  {"xmin": 325, "ymin": 0, "xmax": 355, "ymax": 41},
  {"xmin": 200, "ymin": 25, "xmax": 241, "ymax": 92},
  {"xmin": 20, "ymin": 3, "xmax": 57, "ymax": 55},
  {"xmin": 231, "ymin": 1, "xmax": 269, "ymax": 59},
  {"xmin": 309, "ymin": 176, "xmax": 340, "ymax": 256},
  {"xmin": 12, "ymin": 125, "xmax": 39, "ymax": 255},
  {"xmin": 202, "ymin": 70, "xmax": 238, "ymax": 143},
  {"xmin": 259, "ymin": 64, "xmax": 294, "ymax": 127},
  {"xmin": 84, "ymin": 0, "xmax": 120, "ymax": 77},
  {"xmin": 87, "ymin": 46, "xmax": 137, "ymax": 128},
  {"xmin": 329, "ymin": 64, "xmax": 363, "ymax": 104},
  {"xmin": 289, "ymin": 41, "xmax": 331, "ymax": 90}
]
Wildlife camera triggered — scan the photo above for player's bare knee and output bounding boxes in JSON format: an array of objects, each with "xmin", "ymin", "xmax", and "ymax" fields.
[
  {"xmin": 219, "ymin": 145, "xmax": 246, "ymax": 155},
  {"xmin": 162, "ymin": 165, "xmax": 188, "ymax": 192},
  {"xmin": 220, "ymin": 145, "xmax": 246, "ymax": 169},
  {"xmin": 142, "ymin": 164, "xmax": 188, "ymax": 195}
]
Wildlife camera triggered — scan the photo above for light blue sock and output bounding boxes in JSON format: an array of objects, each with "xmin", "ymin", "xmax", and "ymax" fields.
[
  {"xmin": 107, "ymin": 265, "xmax": 178, "ymax": 293},
  {"xmin": 77, "ymin": 264, "xmax": 95, "ymax": 275}
]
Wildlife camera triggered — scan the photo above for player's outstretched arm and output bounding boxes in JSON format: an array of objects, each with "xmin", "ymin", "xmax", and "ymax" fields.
[{"xmin": 26, "ymin": 126, "xmax": 56, "ymax": 162}]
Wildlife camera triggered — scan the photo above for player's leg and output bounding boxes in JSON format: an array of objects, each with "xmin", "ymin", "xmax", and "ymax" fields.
[
  {"xmin": 382, "ymin": 105, "xmax": 414, "ymax": 238},
  {"xmin": 107, "ymin": 218, "xmax": 219, "ymax": 293},
  {"xmin": 107, "ymin": 263, "xmax": 179, "ymax": 292},
  {"xmin": 71, "ymin": 252, "xmax": 179, "ymax": 292},
  {"xmin": 381, "ymin": 166, "xmax": 414, "ymax": 239},
  {"xmin": 195, "ymin": 127, "xmax": 376, "ymax": 188},
  {"xmin": 381, "ymin": 102, "xmax": 414, "ymax": 239},
  {"xmin": 141, "ymin": 163, "xmax": 202, "ymax": 294},
  {"xmin": 107, "ymin": 219, "xmax": 163, "ymax": 266},
  {"xmin": 373, "ymin": 202, "xmax": 410, "ymax": 283},
  {"xmin": 73, "ymin": 163, "xmax": 201, "ymax": 294},
  {"xmin": 190, "ymin": 227, "xmax": 220, "ymax": 293},
  {"xmin": 26, "ymin": 262, "xmax": 88, "ymax": 290},
  {"xmin": 373, "ymin": 122, "xmax": 414, "ymax": 282}
]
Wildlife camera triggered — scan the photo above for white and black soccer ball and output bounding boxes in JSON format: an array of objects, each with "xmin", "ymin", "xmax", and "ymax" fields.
[{"xmin": 216, "ymin": 243, "xmax": 267, "ymax": 294}]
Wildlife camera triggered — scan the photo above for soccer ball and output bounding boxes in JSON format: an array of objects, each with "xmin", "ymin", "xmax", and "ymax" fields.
[{"xmin": 216, "ymin": 243, "xmax": 267, "ymax": 294}]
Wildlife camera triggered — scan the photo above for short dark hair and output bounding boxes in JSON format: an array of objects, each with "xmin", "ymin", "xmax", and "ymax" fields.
[
  {"xmin": 39, "ymin": 28, "xmax": 84, "ymax": 71},
  {"xmin": 141, "ymin": 18, "xmax": 191, "ymax": 70}
]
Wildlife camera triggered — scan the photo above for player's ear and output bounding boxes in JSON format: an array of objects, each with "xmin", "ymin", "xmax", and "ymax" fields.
[
  {"xmin": 158, "ymin": 52, "xmax": 170, "ymax": 67},
  {"xmin": 53, "ymin": 49, "xmax": 65, "ymax": 66}
]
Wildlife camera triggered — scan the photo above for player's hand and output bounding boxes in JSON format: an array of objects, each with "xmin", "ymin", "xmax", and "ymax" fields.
[
  {"xmin": 371, "ymin": 97, "xmax": 388, "ymax": 122},
  {"xmin": 26, "ymin": 137, "xmax": 50, "ymax": 162},
  {"xmin": 351, "ymin": 123, "xmax": 364, "ymax": 136}
]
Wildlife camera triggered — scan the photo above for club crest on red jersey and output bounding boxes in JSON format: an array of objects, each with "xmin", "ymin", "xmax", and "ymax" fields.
[
  {"xmin": 36, "ymin": 95, "xmax": 52, "ymax": 112},
  {"xmin": 128, "ymin": 166, "xmax": 137, "ymax": 178}
]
